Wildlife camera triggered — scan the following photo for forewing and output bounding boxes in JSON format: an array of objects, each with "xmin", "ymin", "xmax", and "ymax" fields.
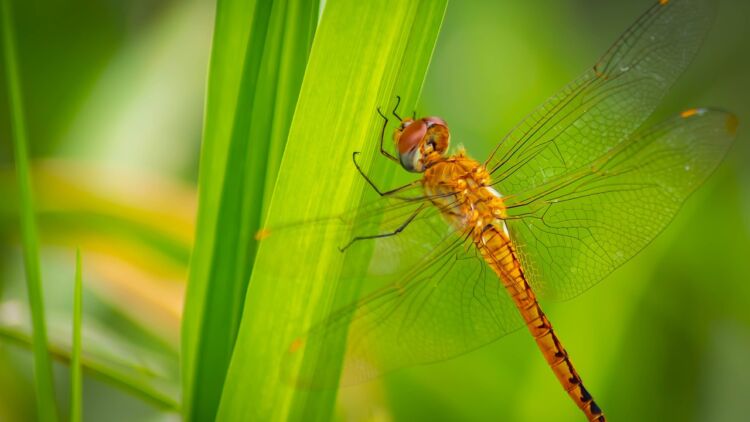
[
  {"xmin": 282, "ymin": 207, "xmax": 523, "ymax": 388},
  {"xmin": 486, "ymin": 0, "xmax": 715, "ymax": 196},
  {"xmin": 504, "ymin": 109, "xmax": 737, "ymax": 300},
  {"xmin": 259, "ymin": 183, "xmax": 450, "ymax": 282}
]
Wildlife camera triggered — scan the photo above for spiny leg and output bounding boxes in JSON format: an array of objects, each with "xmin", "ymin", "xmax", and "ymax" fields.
[
  {"xmin": 351, "ymin": 151, "xmax": 419, "ymax": 197},
  {"xmin": 338, "ymin": 203, "xmax": 425, "ymax": 252},
  {"xmin": 391, "ymin": 95, "xmax": 402, "ymax": 121},
  {"xmin": 375, "ymin": 95, "xmax": 407, "ymax": 163},
  {"xmin": 376, "ymin": 106, "xmax": 399, "ymax": 163}
]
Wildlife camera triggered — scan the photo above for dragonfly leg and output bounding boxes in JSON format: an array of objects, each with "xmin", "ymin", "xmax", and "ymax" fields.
[
  {"xmin": 391, "ymin": 95, "xmax": 403, "ymax": 121},
  {"xmin": 352, "ymin": 151, "xmax": 419, "ymax": 197},
  {"xmin": 376, "ymin": 106, "xmax": 400, "ymax": 163},
  {"xmin": 338, "ymin": 203, "xmax": 425, "ymax": 252}
]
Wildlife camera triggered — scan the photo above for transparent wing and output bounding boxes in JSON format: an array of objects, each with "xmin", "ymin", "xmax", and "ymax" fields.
[
  {"xmin": 504, "ymin": 109, "xmax": 737, "ymax": 300},
  {"xmin": 486, "ymin": 0, "xmax": 715, "ymax": 196},
  {"xmin": 270, "ymin": 0, "xmax": 728, "ymax": 388},
  {"xmin": 259, "ymin": 183, "xmax": 463, "ymax": 282},
  {"xmin": 276, "ymin": 200, "xmax": 524, "ymax": 388}
]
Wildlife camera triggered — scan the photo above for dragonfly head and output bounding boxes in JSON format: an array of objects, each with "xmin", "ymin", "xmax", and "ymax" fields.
[{"xmin": 394, "ymin": 116, "xmax": 450, "ymax": 172}]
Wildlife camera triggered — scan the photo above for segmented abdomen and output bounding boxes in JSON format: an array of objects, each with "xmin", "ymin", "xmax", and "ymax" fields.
[{"xmin": 477, "ymin": 225, "xmax": 606, "ymax": 422}]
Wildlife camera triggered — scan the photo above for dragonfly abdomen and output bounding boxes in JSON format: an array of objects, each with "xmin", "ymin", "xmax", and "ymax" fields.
[{"xmin": 478, "ymin": 226, "xmax": 606, "ymax": 422}]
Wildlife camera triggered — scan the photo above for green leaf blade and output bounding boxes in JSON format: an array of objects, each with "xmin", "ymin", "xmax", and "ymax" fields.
[
  {"xmin": 1, "ymin": 0, "xmax": 59, "ymax": 420},
  {"xmin": 181, "ymin": 0, "xmax": 319, "ymax": 420},
  {"xmin": 216, "ymin": 0, "xmax": 448, "ymax": 420}
]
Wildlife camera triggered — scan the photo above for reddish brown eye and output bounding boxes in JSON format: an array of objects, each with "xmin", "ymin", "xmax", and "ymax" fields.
[{"xmin": 397, "ymin": 119, "xmax": 427, "ymax": 153}]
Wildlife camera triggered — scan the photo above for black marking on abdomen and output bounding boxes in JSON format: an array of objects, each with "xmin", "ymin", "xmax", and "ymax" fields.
[
  {"xmin": 580, "ymin": 386, "xmax": 592, "ymax": 402},
  {"xmin": 590, "ymin": 401, "xmax": 602, "ymax": 415}
]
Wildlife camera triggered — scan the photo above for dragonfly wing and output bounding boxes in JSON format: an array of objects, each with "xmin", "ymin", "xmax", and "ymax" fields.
[
  {"xmin": 283, "ymin": 207, "xmax": 523, "ymax": 387},
  {"xmin": 259, "ymin": 183, "xmax": 452, "ymax": 282},
  {"xmin": 486, "ymin": 0, "xmax": 715, "ymax": 196},
  {"xmin": 504, "ymin": 109, "xmax": 737, "ymax": 300}
]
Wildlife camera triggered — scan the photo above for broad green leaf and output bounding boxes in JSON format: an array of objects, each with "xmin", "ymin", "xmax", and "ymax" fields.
[
  {"xmin": 181, "ymin": 0, "xmax": 319, "ymax": 420},
  {"xmin": 1, "ymin": 1, "xmax": 58, "ymax": 420},
  {"xmin": 216, "ymin": 0, "xmax": 448, "ymax": 420}
]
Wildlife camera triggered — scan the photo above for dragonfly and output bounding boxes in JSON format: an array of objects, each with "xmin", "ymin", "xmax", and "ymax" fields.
[{"xmin": 260, "ymin": 0, "xmax": 738, "ymax": 420}]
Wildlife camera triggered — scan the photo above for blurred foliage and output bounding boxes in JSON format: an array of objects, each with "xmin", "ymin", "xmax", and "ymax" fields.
[{"xmin": 0, "ymin": 0, "xmax": 748, "ymax": 421}]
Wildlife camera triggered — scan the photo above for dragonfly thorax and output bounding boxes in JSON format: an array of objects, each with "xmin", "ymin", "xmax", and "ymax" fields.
[
  {"xmin": 423, "ymin": 153, "xmax": 508, "ymax": 234},
  {"xmin": 394, "ymin": 116, "xmax": 450, "ymax": 172}
]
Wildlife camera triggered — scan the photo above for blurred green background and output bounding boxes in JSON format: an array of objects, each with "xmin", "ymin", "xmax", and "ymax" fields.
[{"xmin": 1, "ymin": 0, "xmax": 748, "ymax": 421}]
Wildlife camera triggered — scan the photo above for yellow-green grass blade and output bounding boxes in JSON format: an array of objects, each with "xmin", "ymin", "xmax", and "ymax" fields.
[
  {"xmin": 216, "ymin": 0, "xmax": 448, "ymax": 420},
  {"xmin": 181, "ymin": 0, "xmax": 318, "ymax": 420},
  {"xmin": 1, "ymin": 0, "xmax": 58, "ymax": 420},
  {"xmin": 70, "ymin": 248, "xmax": 83, "ymax": 422}
]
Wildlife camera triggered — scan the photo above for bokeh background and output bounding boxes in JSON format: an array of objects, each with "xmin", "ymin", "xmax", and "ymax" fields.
[{"xmin": 1, "ymin": 0, "xmax": 748, "ymax": 421}]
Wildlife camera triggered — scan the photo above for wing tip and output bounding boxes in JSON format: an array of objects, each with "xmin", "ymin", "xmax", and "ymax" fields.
[{"xmin": 679, "ymin": 108, "xmax": 739, "ymax": 137}]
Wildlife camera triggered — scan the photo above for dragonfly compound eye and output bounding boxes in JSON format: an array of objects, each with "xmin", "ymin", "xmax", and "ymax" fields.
[
  {"xmin": 394, "ymin": 119, "xmax": 428, "ymax": 173},
  {"xmin": 396, "ymin": 119, "xmax": 427, "ymax": 154}
]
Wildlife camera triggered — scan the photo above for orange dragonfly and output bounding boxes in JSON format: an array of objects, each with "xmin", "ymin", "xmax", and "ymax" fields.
[{"xmin": 260, "ymin": 0, "xmax": 738, "ymax": 420}]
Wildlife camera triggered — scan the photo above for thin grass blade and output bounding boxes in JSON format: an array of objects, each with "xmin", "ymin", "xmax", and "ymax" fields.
[
  {"xmin": 1, "ymin": 0, "xmax": 58, "ymax": 420},
  {"xmin": 70, "ymin": 248, "xmax": 83, "ymax": 422}
]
